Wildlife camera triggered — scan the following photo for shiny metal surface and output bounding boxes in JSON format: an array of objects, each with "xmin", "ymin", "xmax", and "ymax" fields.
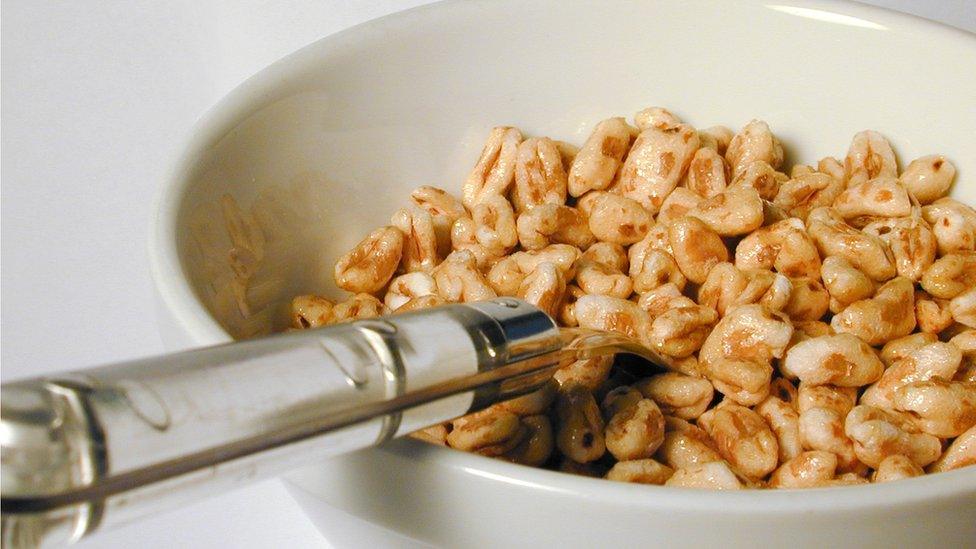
[{"xmin": 0, "ymin": 299, "xmax": 561, "ymax": 547}]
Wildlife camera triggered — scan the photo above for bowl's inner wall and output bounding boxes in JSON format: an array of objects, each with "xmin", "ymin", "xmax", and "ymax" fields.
[{"xmin": 174, "ymin": 0, "xmax": 976, "ymax": 339}]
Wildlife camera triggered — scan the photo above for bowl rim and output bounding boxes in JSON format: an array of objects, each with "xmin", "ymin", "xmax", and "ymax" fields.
[
  {"xmin": 379, "ymin": 437, "xmax": 976, "ymax": 511},
  {"xmin": 149, "ymin": 0, "xmax": 976, "ymax": 510}
]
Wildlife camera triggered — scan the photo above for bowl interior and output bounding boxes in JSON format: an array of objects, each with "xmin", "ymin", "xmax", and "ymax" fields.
[{"xmin": 165, "ymin": 0, "xmax": 976, "ymax": 340}]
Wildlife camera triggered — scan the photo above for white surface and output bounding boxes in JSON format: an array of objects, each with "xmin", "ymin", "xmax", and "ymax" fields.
[{"xmin": 1, "ymin": 1, "xmax": 973, "ymax": 548}]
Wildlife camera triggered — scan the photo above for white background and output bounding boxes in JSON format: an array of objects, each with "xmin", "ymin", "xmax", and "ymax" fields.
[{"xmin": 2, "ymin": 1, "xmax": 973, "ymax": 547}]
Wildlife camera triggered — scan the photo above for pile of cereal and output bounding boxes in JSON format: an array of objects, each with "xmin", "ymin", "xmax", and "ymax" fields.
[{"xmin": 289, "ymin": 107, "xmax": 975, "ymax": 488}]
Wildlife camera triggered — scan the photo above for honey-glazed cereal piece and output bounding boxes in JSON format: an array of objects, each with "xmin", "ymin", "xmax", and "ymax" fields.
[
  {"xmin": 462, "ymin": 126, "xmax": 522, "ymax": 209},
  {"xmin": 334, "ymin": 226, "xmax": 403, "ymax": 293},
  {"xmin": 568, "ymin": 117, "xmax": 636, "ymax": 197},
  {"xmin": 844, "ymin": 130, "xmax": 897, "ymax": 187},
  {"xmin": 615, "ymin": 123, "xmax": 700, "ymax": 213},
  {"xmin": 605, "ymin": 459, "xmax": 674, "ymax": 485},
  {"xmin": 290, "ymin": 295, "xmax": 335, "ymax": 328},
  {"xmin": 512, "ymin": 137, "xmax": 568, "ymax": 213}
]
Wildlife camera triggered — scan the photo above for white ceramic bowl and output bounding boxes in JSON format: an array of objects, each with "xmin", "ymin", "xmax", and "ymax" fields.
[{"xmin": 151, "ymin": 1, "xmax": 976, "ymax": 546}]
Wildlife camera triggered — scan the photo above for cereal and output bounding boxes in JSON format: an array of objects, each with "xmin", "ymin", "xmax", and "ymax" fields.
[
  {"xmin": 291, "ymin": 112, "xmax": 975, "ymax": 488},
  {"xmin": 568, "ymin": 118, "xmax": 635, "ymax": 197},
  {"xmin": 555, "ymin": 355, "xmax": 614, "ymax": 392},
  {"xmin": 756, "ymin": 395, "xmax": 803, "ymax": 462},
  {"xmin": 600, "ymin": 385, "xmax": 643, "ymax": 421},
  {"xmin": 629, "ymin": 245, "xmax": 686, "ymax": 294},
  {"xmin": 823, "ymin": 473, "xmax": 872, "ymax": 486},
  {"xmin": 332, "ymin": 293, "xmax": 384, "ymax": 322},
  {"xmin": 914, "ymin": 290, "xmax": 954, "ymax": 333},
  {"xmin": 605, "ymin": 459, "xmax": 674, "ymax": 485},
  {"xmin": 684, "ymin": 147, "xmax": 728, "ymax": 199},
  {"xmin": 783, "ymin": 277, "xmax": 830, "ymax": 321},
  {"xmin": 615, "ymin": 123, "xmax": 700, "ymax": 213},
  {"xmin": 872, "ymin": 454, "xmax": 924, "ymax": 482},
  {"xmin": 290, "ymin": 295, "xmax": 335, "ymax": 328},
  {"xmin": 781, "ymin": 334, "xmax": 884, "ymax": 387},
  {"xmin": 391, "ymin": 207, "xmax": 440, "ymax": 272},
  {"xmin": 792, "ymin": 320, "xmax": 833, "ymax": 339},
  {"xmin": 734, "ymin": 218, "xmax": 822, "ymax": 279},
  {"xmin": 920, "ymin": 252, "xmax": 976, "ymax": 299},
  {"xmin": 892, "ymin": 378, "xmax": 976, "ymax": 438},
  {"xmin": 333, "ymin": 226, "xmax": 403, "ymax": 293},
  {"xmin": 668, "ymin": 216, "xmax": 729, "ymax": 284},
  {"xmin": 502, "ymin": 415, "xmax": 554, "ymax": 466},
  {"xmin": 656, "ymin": 187, "xmax": 703, "ymax": 226},
  {"xmin": 901, "ymin": 155, "xmax": 956, "ymax": 205},
  {"xmin": 471, "ymin": 194, "xmax": 519, "ymax": 255},
  {"xmin": 686, "ymin": 185, "xmax": 764, "ymax": 237},
  {"xmin": 605, "ymin": 398, "xmax": 666, "ymax": 461},
  {"xmin": 832, "ymin": 177, "xmax": 912, "ymax": 221},
  {"xmin": 579, "ymin": 192, "xmax": 651, "ymax": 245},
  {"xmin": 512, "ymin": 137, "xmax": 568, "ymax": 213},
  {"xmin": 820, "ymin": 255, "xmax": 876, "ymax": 314},
  {"xmin": 557, "ymin": 284, "xmax": 585, "ymax": 327},
  {"xmin": 451, "ymin": 216, "xmax": 494, "ymax": 267},
  {"xmin": 575, "ymin": 294, "xmax": 652, "ymax": 343},
  {"xmin": 393, "ymin": 294, "xmax": 446, "ymax": 313},
  {"xmin": 698, "ymin": 404, "xmax": 779, "ymax": 480},
  {"xmin": 845, "ymin": 405, "xmax": 941, "ymax": 468},
  {"xmin": 697, "ymin": 263, "xmax": 792, "ymax": 316},
  {"xmin": 798, "ymin": 403, "xmax": 860, "ymax": 474},
  {"xmin": 634, "ymin": 107, "xmax": 682, "ymax": 131},
  {"xmin": 818, "ymin": 157, "xmax": 846, "ymax": 183},
  {"xmin": 664, "ymin": 461, "xmax": 743, "ymax": 489},
  {"xmin": 516, "ymin": 203, "xmax": 594, "ymax": 250},
  {"xmin": 447, "ymin": 408, "xmax": 522, "ymax": 452},
  {"xmin": 581, "ymin": 241, "xmax": 629, "ymax": 276},
  {"xmin": 699, "ymin": 305, "xmax": 793, "ymax": 405},
  {"xmin": 769, "ymin": 377, "xmax": 800, "ymax": 407},
  {"xmin": 922, "ymin": 198, "xmax": 976, "ymax": 254},
  {"xmin": 729, "ymin": 160, "xmax": 782, "ymax": 201},
  {"xmin": 807, "ymin": 207, "xmax": 897, "ymax": 281},
  {"xmin": 411, "ymin": 185, "xmax": 465, "ymax": 256},
  {"xmin": 410, "ymin": 424, "xmax": 449, "ymax": 446},
  {"xmin": 462, "ymin": 126, "xmax": 522, "ymax": 209},
  {"xmin": 647, "ymin": 305, "xmax": 718, "ymax": 358},
  {"xmin": 844, "ymin": 130, "xmax": 898, "ymax": 187},
  {"xmin": 488, "ymin": 244, "xmax": 581, "ymax": 296},
  {"xmin": 949, "ymin": 330, "xmax": 976, "ymax": 382},
  {"xmin": 517, "ymin": 261, "xmax": 566, "ymax": 317},
  {"xmin": 797, "ymin": 383, "xmax": 857, "ymax": 416},
  {"xmin": 927, "ymin": 425, "xmax": 976, "ymax": 473},
  {"xmin": 557, "ymin": 458, "xmax": 606, "ymax": 478},
  {"xmin": 575, "ymin": 243, "xmax": 634, "ymax": 298},
  {"xmin": 635, "ymin": 373, "xmax": 714, "ymax": 420},
  {"xmin": 830, "ymin": 277, "xmax": 916, "ymax": 346},
  {"xmin": 861, "ymin": 341, "xmax": 962, "ymax": 410},
  {"xmin": 950, "ymin": 286, "xmax": 976, "ymax": 327},
  {"xmin": 636, "ymin": 283, "xmax": 686, "ymax": 317},
  {"xmin": 726, "ymin": 120, "xmax": 784, "ymax": 178},
  {"xmin": 410, "ymin": 185, "xmax": 467, "ymax": 221},
  {"xmin": 699, "ymin": 126, "xmax": 734, "ymax": 155},
  {"xmin": 432, "ymin": 250, "xmax": 497, "ymax": 303},
  {"xmin": 791, "ymin": 165, "xmax": 815, "ymax": 178},
  {"xmin": 556, "ymin": 384, "xmax": 607, "ymax": 463},
  {"xmin": 656, "ymin": 417, "xmax": 723, "ymax": 470},
  {"xmin": 880, "ymin": 332, "xmax": 938, "ymax": 366},
  {"xmin": 768, "ymin": 451, "xmax": 837, "ymax": 488},
  {"xmin": 384, "ymin": 272, "xmax": 437, "ymax": 311},
  {"xmin": 773, "ymin": 172, "xmax": 844, "ymax": 221},
  {"xmin": 862, "ymin": 216, "xmax": 937, "ymax": 281}
]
